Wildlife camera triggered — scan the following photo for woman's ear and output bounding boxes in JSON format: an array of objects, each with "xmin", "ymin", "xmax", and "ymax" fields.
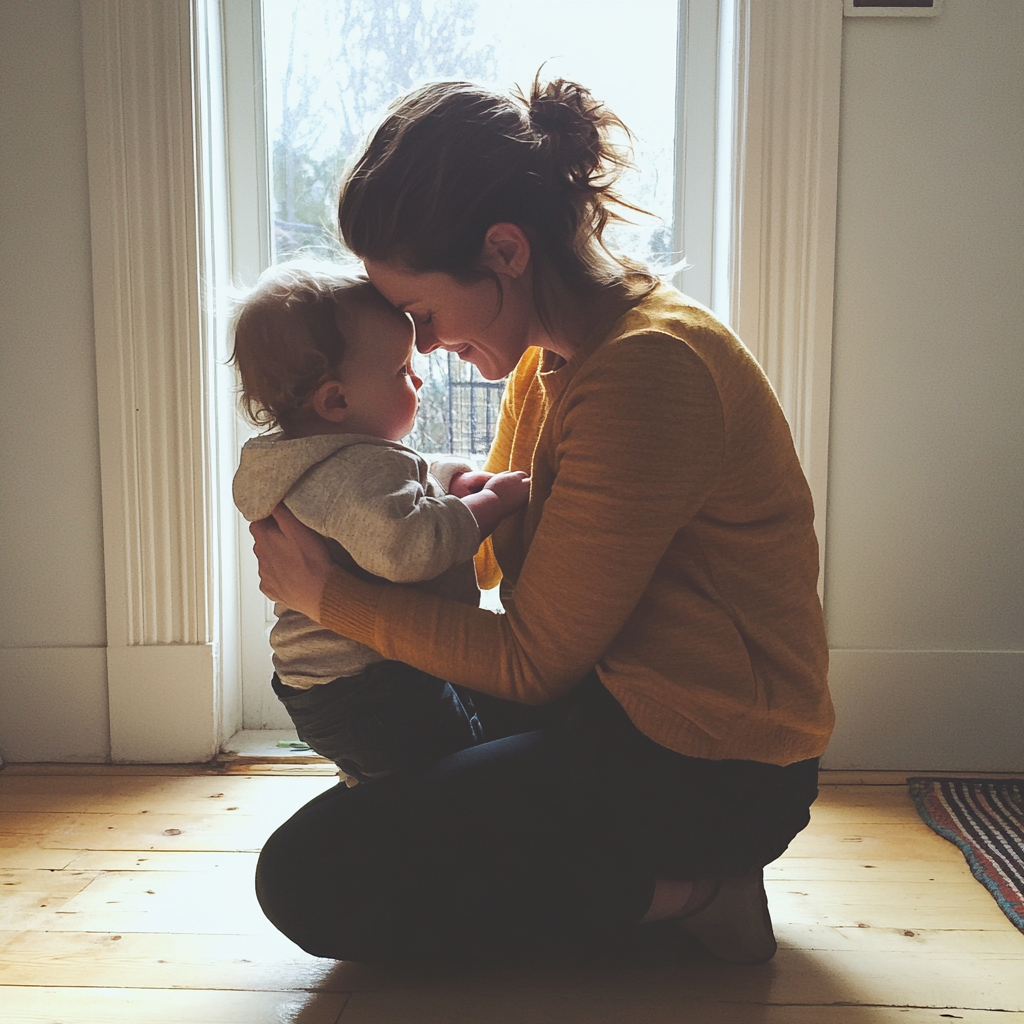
[
  {"xmin": 310, "ymin": 379, "xmax": 348, "ymax": 423},
  {"xmin": 480, "ymin": 222, "xmax": 531, "ymax": 278}
]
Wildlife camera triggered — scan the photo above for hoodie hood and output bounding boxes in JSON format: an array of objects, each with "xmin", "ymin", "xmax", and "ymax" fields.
[{"xmin": 233, "ymin": 431, "xmax": 412, "ymax": 521}]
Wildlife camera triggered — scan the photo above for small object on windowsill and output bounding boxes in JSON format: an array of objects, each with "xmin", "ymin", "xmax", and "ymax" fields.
[{"xmin": 276, "ymin": 740, "xmax": 313, "ymax": 751}]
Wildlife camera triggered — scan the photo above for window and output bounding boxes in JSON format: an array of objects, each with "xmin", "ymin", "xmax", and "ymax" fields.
[
  {"xmin": 219, "ymin": 0, "xmax": 738, "ymax": 730},
  {"xmin": 261, "ymin": 0, "xmax": 680, "ymax": 456}
]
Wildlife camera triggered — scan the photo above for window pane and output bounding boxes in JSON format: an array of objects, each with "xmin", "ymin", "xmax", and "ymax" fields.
[{"xmin": 263, "ymin": 0, "xmax": 678, "ymax": 454}]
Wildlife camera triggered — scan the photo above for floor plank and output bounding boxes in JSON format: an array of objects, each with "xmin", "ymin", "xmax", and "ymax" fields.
[
  {"xmin": 63, "ymin": 850, "xmax": 258, "ymax": 872},
  {"xmin": 0, "ymin": 848, "xmax": 75, "ymax": 870},
  {"xmin": 2, "ymin": 869, "xmax": 103, "ymax": 896},
  {"xmin": 1, "ymin": 868, "xmax": 270, "ymax": 934},
  {"xmin": 0, "ymin": 986, "xmax": 349, "ymax": 1024},
  {"xmin": 774, "ymin": 922, "xmax": 1024, "ymax": 954},
  {"xmin": 337, "ymin": 991, "xmax": 1024, "ymax": 1024},
  {"xmin": 0, "ymin": 931, "xmax": 369, "ymax": 992},
  {"xmin": 0, "ymin": 810, "xmax": 286, "ymax": 853},
  {"xmin": 0, "ymin": 775, "xmax": 336, "ymax": 815},
  {"xmin": 782, "ymin": 821, "xmax": 966, "ymax": 862},
  {"xmin": 765, "ymin": 858, "xmax": 979, "ymax": 882},
  {"xmin": 0, "ymin": 763, "xmax": 339, "ymax": 777}
]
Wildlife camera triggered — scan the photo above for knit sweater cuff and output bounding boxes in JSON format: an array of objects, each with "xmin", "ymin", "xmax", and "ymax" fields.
[
  {"xmin": 428, "ymin": 456, "xmax": 477, "ymax": 493},
  {"xmin": 319, "ymin": 566, "xmax": 383, "ymax": 651}
]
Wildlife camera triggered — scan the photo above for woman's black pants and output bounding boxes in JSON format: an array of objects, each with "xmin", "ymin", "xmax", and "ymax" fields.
[{"xmin": 255, "ymin": 674, "xmax": 819, "ymax": 962}]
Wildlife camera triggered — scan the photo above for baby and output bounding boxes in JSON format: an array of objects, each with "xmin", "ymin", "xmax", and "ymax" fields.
[{"xmin": 230, "ymin": 259, "xmax": 529, "ymax": 783}]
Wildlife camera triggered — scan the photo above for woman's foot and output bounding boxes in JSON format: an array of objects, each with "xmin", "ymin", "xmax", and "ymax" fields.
[
  {"xmin": 675, "ymin": 871, "xmax": 777, "ymax": 964},
  {"xmin": 641, "ymin": 877, "xmax": 719, "ymax": 924}
]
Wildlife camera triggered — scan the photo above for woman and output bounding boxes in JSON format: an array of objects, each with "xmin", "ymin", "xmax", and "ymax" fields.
[{"xmin": 250, "ymin": 77, "xmax": 834, "ymax": 965}]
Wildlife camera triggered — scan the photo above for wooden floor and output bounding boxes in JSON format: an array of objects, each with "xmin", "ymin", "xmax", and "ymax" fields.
[{"xmin": 1, "ymin": 764, "xmax": 1022, "ymax": 1024}]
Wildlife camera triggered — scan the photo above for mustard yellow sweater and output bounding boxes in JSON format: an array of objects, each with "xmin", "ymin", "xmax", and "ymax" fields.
[{"xmin": 321, "ymin": 284, "xmax": 834, "ymax": 765}]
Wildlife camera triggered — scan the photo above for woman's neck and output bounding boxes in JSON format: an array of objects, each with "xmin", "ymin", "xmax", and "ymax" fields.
[{"xmin": 530, "ymin": 275, "xmax": 638, "ymax": 365}]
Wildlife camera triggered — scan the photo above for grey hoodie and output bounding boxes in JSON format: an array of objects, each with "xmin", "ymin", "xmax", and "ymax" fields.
[{"xmin": 233, "ymin": 432, "xmax": 479, "ymax": 688}]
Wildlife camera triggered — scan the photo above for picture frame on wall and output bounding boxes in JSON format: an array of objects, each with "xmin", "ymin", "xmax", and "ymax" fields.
[{"xmin": 844, "ymin": 0, "xmax": 943, "ymax": 16}]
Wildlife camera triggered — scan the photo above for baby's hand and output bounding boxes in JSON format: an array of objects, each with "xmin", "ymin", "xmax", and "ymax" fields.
[
  {"xmin": 458, "ymin": 470, "xmax": 530, "ymax": 539},
  {"xmin": 483, "ymin": 471, "xmax": 531, "ymax": 515},
  {"xmin": 448, "ymin": 470, "xmax": 494, "ymax": 498}
]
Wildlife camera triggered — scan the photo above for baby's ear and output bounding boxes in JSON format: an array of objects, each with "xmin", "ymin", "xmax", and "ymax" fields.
[{"xmin": 311, "ymin": 379, "xmax": 348, "ymax": 422}]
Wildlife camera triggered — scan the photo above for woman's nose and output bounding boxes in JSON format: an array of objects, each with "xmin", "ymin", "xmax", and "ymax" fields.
[
  {"xmin": 411, "ymin": 370, "xmax": 423, "ymax": 390},
  {"xmin": 415, "ymin": 325, "xmax": 441, "ymax": 354}
]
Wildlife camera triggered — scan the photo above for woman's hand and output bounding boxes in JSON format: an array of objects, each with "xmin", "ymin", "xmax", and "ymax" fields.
[{"xmin": 249, "ymin": 504, "xmax": 333, "ymax": 621}]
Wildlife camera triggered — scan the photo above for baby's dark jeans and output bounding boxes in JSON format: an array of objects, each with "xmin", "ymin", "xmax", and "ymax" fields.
[{"xmin": 272, "ymin": 661, "xmax": 483, "ymax": 783}]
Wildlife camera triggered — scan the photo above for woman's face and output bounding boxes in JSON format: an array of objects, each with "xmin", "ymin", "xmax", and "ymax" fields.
[{"xmin": 364, "ymin": 258, "xmax": 534, "ymax": 381}]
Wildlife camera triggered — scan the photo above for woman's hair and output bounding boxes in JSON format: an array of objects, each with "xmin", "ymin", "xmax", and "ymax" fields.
[
  {"xmin": 337, "ymin": 76, "xmax": 656, "ymax": 321},
  {"xmin": 230, "ymin": 259, "xmax": 385, "ymax": 431}
]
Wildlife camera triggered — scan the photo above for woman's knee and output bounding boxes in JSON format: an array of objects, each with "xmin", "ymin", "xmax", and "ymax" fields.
[
  {"xmin": 254, "ymin": 779, "xmax": 415, "ymax": 960},
  {"xmin": 255, "ymin": 813, "xmax": 341, "ymax": 957}
]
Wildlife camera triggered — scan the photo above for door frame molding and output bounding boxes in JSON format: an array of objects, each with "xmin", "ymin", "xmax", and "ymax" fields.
[{"xmin": 82, "ymin": 0, "xmax": 236, "ymax": 761}]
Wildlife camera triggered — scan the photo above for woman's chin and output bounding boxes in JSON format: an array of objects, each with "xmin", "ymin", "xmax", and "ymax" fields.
[{"xmin": 463, "ymin": 351, "xmax": 510, "ymax": 381}]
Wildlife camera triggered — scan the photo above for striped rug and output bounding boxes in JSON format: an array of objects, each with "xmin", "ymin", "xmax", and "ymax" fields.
[{"xmin": 908, "ymin": 777, "xmax": 1024, "ymax": 933}]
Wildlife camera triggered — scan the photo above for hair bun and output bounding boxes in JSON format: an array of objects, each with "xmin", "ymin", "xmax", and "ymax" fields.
[{"xmin": 526, "ymin": 78, "xmax": 609, "ymax": 189}]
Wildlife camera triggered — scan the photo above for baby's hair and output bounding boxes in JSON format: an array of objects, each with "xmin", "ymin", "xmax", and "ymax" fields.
[{"xmin": 230, "ymin": 259, "xmax": 389, "ymax": 431}]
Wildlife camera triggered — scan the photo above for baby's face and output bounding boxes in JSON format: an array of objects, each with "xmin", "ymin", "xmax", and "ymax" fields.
[{"xmin": 335, "ymin": 300, "xmax": 422, "ymax": 442}]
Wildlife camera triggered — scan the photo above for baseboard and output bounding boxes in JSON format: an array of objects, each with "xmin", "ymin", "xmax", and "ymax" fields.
[
  {"xmin": 107, "ymin": 644, "xmax": 218, "ymax": 763},
  {"xmin": 4, "ymin": 645, "xmax": 1019, "ymax": 771},
  {"xmin": 818, "ymin": 770, "xmax": 1023, "ymax": 785},
  {"xmin": 821, "ymin": 649, "xmax": 1024, "ymax": 771},
  {"xmin": 0, "ymin": 647, "xmax": 110, "ymax": 762}
]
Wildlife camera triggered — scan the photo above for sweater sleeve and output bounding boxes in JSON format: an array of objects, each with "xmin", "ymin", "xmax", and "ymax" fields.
[
  {"xmin": 427, "ymin": 456, "xmax": 477, "ymax": 493},
  {"xmin": 320, "ymin": 334, "xmax": 725, "ymax": 702},
  {"xmin": 288, "ymin": 446, "xmax": 480, "ymax": 584}
]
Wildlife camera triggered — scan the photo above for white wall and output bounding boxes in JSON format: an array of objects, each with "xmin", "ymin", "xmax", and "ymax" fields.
[
  {"xmin": 0, "ymin": 0, "xmax": 110, "ymax": 761},
  {"xmin": 822, "ymin": 0, "xmax": 1024, "ymax": 770}
]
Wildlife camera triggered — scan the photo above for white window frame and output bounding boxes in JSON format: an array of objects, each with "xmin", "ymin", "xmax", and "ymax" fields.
[{"xmin": 82, "ymin": 0, "xmax": 841, "ymax": 759}]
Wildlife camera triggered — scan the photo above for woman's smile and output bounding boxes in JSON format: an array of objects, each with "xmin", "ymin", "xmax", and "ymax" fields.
[{"xmin": 363, "ymin": 257, "xmax": 534, "ymax": 381}]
